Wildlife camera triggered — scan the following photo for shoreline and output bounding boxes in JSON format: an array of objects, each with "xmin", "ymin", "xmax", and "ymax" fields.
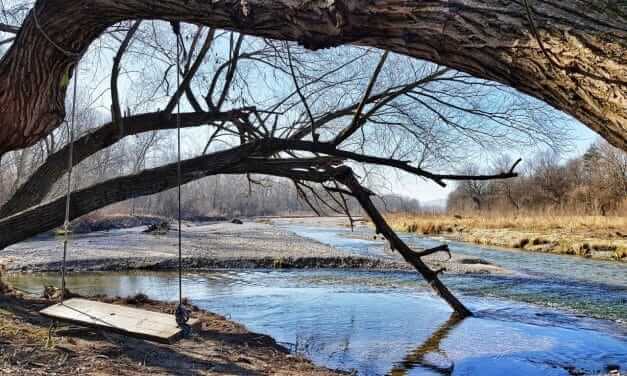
[
  {"xmin": 4, "ymin": 255, "xmax": 410, "ymax": 273},
  {"xmin": 439, "ymin": 230, "xmax": 627, "ymax": 262},
  {"xmin": 1, "ymin": 219, "xmax": 510, "ymax": 275},
  {"xmin": 3, "ymin": 254, "xmax": 507, "ymax": 276},
  {"xmin": 0, "ymin": 290, "xmax": 345, "ymax": 375}
]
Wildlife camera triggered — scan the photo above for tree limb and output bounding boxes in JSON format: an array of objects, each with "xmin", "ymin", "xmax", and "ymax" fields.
[
  {"xmin": 165, "ymin": 28, "xmax": 216, "ymax": 114},
  {"xmin": 111, "ymin": 20, "xmax": 142, "ymax": 132},
  {"xmin": 332, "ymin": 50, "xmax": 388, "ymax": 146},
  {"xmin": 335, "ymin": 170, "xmax": 472, "ymax": 317},
  {"xmin": 0, "ymin": 147, "xmax": 346, "ymax": 249},
  {"xmin": 0, "ymin": 110, "xmax": 250, "ymax": 218},
  {"xmin": 0, "ymin": 23, "xmax": 19, "ymax": 34}
]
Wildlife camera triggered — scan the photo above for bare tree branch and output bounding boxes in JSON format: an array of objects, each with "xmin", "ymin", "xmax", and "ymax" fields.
[
  {"xmin": 111, "ymin": 21, "xmax": 142, "ymax": 132},
  {"xmin": 332, "ymin": 50, "xmax": 388, "ymax": 146},
  {"xmin": 335, "ymin": 170, "xmax": 472, "ymax": 317},
  {"xmin": 0, "ymin": 149, "xmax": 346, "ymax": 249},
  {"xmin": 286, "ymin": 43, "xmax": 317, "ymax": 140},
  {"xmin": 0, "ymin": 23, "xmax": 18, "ymax": 34},
  {"xmin": 0, "ymin": 110, "xmax": 250, "ymax": 218},
  {"xmin": 165, "ymin": 28, "xmax": 216, "ymax": 114}
]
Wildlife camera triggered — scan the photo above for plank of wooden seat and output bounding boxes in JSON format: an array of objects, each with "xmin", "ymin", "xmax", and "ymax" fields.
[{"xmin": 40, "ymin": 298, "xmax": 199, "ymax": 343}]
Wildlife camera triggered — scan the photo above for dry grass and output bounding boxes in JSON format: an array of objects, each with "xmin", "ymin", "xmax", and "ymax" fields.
[
  {"xmin": 385, "ymin": 213, "xmax": 627, "ymax": 260},
  {"xmin": 386, "ymin": 213, "xmax": 627, "ymax": 234}
]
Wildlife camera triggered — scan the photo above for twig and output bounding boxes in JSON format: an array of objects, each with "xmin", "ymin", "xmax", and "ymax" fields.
[{"xmin": 414, "ymin": 244, "xmax": 451, "ymax": 259}]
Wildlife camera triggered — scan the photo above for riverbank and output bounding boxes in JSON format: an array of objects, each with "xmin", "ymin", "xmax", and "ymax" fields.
[
  {"xmin": 0, "ymin": 217, "xmax": 507, "ymax": 373},
  {"xmin": 3, "ymin": 216, "xmax": 626, "ymax": 375},
  {"xmin": 0, "ymin": 218, "xmax": 508, "ymax": 275},
  {"xmin": 386, "ymin": 214, "xmax": 627, "ymax": 261},
  {"xmin": 0, "ymin": 287, "xmax": 342, "ymax": 375}
]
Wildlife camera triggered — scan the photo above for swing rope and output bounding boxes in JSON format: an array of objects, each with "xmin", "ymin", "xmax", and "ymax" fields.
[
  {"xmin": 54, "ymin": 21, "xmax": 190, "ymax": 335},
  {"xmin": 172, "ymin": 21, "xmax": 191, "ymax": 334},
  {"xmin": 60, "ymin": 60, "xmax": 79, "ymax": 303},
  {"xmin": 33, "ymin": 0, "xmax": 82, "ymax": 304}
]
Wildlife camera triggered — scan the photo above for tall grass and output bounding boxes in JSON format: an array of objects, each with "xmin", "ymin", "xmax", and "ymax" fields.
[{"xmin": 386, "ymin": 213, "xmax": 627, "ymax": 234}]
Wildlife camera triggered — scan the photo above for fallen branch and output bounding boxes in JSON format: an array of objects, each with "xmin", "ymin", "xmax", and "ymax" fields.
[{"xmin": 336, "ymin": 170, "xmax": 472, "ymax": 317}]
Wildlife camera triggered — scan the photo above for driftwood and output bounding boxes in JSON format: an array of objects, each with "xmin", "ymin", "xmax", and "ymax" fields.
[{"xmin": 143, "ymin": 221, "xmax": 170, "ymax": 235}]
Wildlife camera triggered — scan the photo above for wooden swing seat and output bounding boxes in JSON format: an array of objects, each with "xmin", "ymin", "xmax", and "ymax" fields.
[{"xmin": 40, "ymin": 298, "xmax": 199, "ymax": 344}]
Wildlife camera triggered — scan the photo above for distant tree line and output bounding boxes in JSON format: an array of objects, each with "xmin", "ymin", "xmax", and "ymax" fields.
[
  {"xmin": 447, "ymin": 140, "xmax": 627, "ymax": 216},
  {"xmin": 115, "ymin": 175, "xmax": 422, "ymax": 218}
]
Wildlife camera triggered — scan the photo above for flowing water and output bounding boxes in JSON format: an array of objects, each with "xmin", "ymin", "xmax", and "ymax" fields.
[{"xmin": 6, "ymin": 224, "xmax": 627, "ymax": 375}]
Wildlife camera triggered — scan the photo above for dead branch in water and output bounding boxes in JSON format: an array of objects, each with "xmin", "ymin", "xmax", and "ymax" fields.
[{"xmin": 333, "ymin": 170, "xmax": 472, "ymax": 317}]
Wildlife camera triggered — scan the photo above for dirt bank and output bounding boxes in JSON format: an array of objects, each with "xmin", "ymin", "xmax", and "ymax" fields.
[{"xmin": 0, "ymin": 289, "xmax": 342, "ymax": 375}]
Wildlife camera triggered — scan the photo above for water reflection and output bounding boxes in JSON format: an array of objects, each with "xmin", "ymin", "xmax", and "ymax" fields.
[{"xmin": 389, "ymin": 313, "xmax": 464, "ymax": 376}]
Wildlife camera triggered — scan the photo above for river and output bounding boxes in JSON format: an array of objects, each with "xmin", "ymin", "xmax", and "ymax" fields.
[{"xmin": 6, "ymin": 222, "xmax": 627, "ymax": 375}]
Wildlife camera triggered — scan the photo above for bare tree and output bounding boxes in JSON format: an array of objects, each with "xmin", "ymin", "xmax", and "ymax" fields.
[
  {"xmin": 446, "ymin": 141, "xmax": 627, "ymax": 216},
  {"xmin": 0, "ymin": 12, "xmax": 599, "ymax": 317}
]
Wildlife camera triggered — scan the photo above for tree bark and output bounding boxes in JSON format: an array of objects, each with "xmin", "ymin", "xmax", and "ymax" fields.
[{"xmin": 0, "ymin": 0, "xmax": 625, "ymax": 153}]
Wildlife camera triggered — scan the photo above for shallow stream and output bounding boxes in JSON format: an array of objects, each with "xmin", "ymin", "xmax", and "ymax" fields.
[{"xmin": 6, "ymin": 224, "xmax": 627, "ymax": 375}]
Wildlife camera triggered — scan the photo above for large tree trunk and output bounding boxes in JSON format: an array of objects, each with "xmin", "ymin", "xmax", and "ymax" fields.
[{"xmin": 0, "ymin": 0, "xmax": 625, "ymax": 153}]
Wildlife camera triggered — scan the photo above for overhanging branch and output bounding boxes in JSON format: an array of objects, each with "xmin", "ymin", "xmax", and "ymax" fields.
[
  {"xmin": 0, "ymin": 145, "xmax": 346, "ymax": 249},
  {"xmin": 0, "ymin": 110, "xmax": 250, "ymax": 218}
]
